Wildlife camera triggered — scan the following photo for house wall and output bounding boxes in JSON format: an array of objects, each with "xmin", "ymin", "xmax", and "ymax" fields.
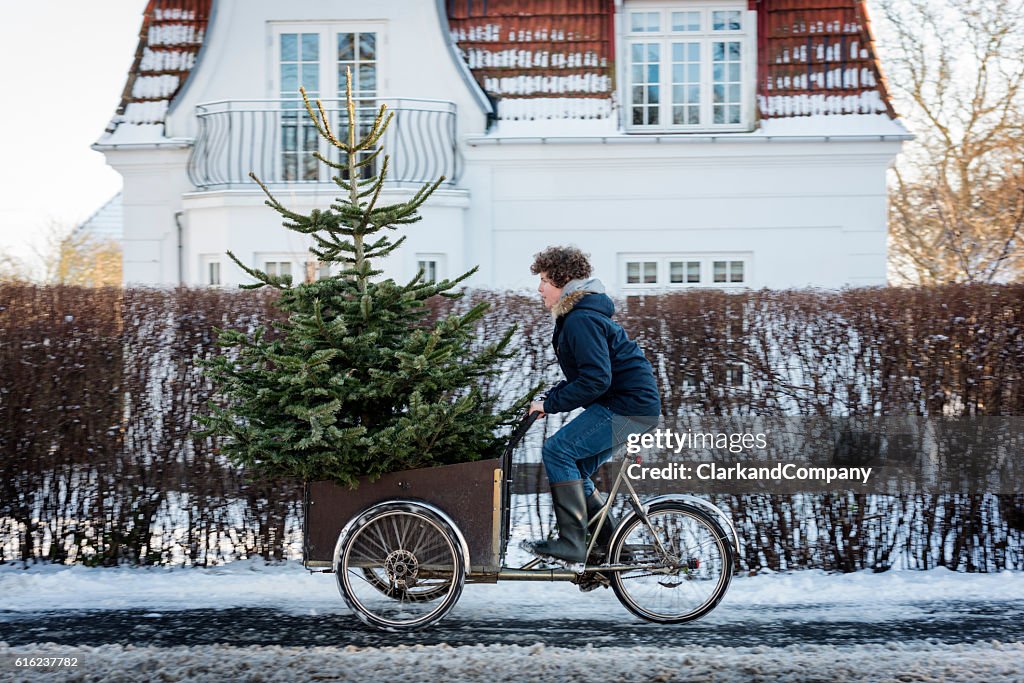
[
  {"xmin": 181, "ymin": 187, "xmax": 470, "ymax": 287},
  {"xmin": 461, "ymin": 137, "xmax": 898, "ymax": 291}
]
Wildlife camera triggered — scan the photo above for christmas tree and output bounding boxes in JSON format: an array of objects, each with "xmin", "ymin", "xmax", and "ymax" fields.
[{"xmin": 199, "ymin": 73, "xmax": 536, "ymax": 486}]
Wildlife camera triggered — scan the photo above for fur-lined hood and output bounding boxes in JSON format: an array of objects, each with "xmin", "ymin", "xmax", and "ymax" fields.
[{"xmin": 551, "ymin": 278, "xmax": 611, "ymax": 319}]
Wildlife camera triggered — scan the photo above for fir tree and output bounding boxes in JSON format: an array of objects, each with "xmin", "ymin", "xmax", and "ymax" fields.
[{"xmin": 199, "ymin": 73, "xmax": 537, "ymax": 486}]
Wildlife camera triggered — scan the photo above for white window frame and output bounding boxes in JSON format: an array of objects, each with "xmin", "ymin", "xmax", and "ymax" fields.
[
  {"xmin": 270, "ymin": 22, "xmax": 387, "ymax": 182},
  {"xmin": 620, "ymin": 253, "xmax": 753, "ymax": 290},
  {"xmin": 622, "ymin": 2, "xmax": 756, "ymax": 133},
  {"xmin": 415, "ymin": 253, "xmax": 446, "ymax": 283},
  {"xmin": 199, "ymin": 254, "xmax": 222, "ymax": 287},
  {"xmin": 256, "ymin": 253, "xmax": 303, "ymax": 282}
]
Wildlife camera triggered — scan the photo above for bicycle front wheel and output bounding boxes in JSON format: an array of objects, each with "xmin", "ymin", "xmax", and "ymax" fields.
[{"xmin": 609, "ymin": 503, "xmax": 734, "ymax": 624}]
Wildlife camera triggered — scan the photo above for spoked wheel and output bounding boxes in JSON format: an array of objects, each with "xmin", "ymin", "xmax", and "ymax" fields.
[
  {"xmin": 609, "ymin": 503, "xmax": 734, "ymax": 624},
  {"xmin": 337, "ymin": 502, "xmax": 466, "ymax": 631}
]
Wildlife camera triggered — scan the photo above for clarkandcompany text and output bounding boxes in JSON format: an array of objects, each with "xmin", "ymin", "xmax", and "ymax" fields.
[{"xmin": 627, "ymin": 462, "xmax": 874, "ymax": 485}]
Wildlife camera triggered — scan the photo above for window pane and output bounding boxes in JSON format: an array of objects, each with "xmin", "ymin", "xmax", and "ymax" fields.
[
  {"xmin": 688, "ymin": 43, "xmax": 700, "ymax": 61},
  {"xmin": 730, "ymin": 261, "xmax": 744, "ymax": 282},
  {"xmin": 647, "ymin": 12, "xmax": 660, "ymax": 32},
  {"xmin": 631, "ymin": 43, "xmax": 644, "ymax": 61},
  {"xmin": 359, "ymin": 64, "xmax": 376, "ymax": 93},
  {"xmin": 281, "ymin": 63, "xmax": 298, "ymax": 93},
  {"xmin": 359, "ymin": 33, "xmax": 376, "ymax": 59},
  {"xmin": 647, "ymin": 64, "xmax": 659, "ymax": 82},
  {"xmin": 670, "ymin": 261, "xmax": 684, "ymax": 283},
  {"xmin": 729, "ymin": 63, "xmax": 741, "ymax": 81},
  {"xmin": 338, "ymin": 63, "xmax": 354, "ymax": 91},
  {"xmin": 283, "ymin": 124, "xmax": 297, "ymax": 151},
  {"xmin": 338, "ymin": 33, "xmax": 354, "ymax": 61},
  {"xmin": 632, "ymin": 64, "xmax": 644, "ymax": 82},
  {"xmin": 632, "ymin": 108, "xmax": 644, "ymax": 125},
  {"xmin": 643, "ymin": 262, "xmax": 657, "ymax": 284},
  {"xmin": 728, "ymin": 105, "xmax": 741, "ymax": 123},
  {"xmin": 280, "ymin": 34, "xmax": 297, "ymax": 61},
  {"xmin": 648, "ymin": 107, "xmax": 659, "ymax": 124},
  {"xmin": 712, "ymin": 11, "xmax": 742, "ymax": 31},
  {"xmin": 671, "ymin": 11, "xmax": 700, "ymax": 31},
  {"xmin": 714, "ymin": 261, "xmax": 727, "ymax": 282},
  {"xmin": 627, "ymin": 262, "xmax": 640, "ymax": 284},
  {"xmin": 302, "ymin": 63, "xmax": 319, "ymax": 92},
  {"xmin": 632, "ymin": 85, "xmax": 644, "ymax": 103},
  {"xmin": 208, "ymin": 262, "xmax": 220, "ymax": 286},
  {"xmin": 280, "ymin": 262, "xmax": 292, "ymax": 277},
  {"xmin": 301, "ymin": 33, "xmax": 319, "ymax": 61},
  {"xmin": 647, "ymin": 43, "xmax": 659, "ymax": 61},
  {"xmin": 630, "ymin": 12, "xmax": 645, "ymax": 32},
  {"xmin": 729, "ymin": 42, "xmax": 741, "ymax": 60},
  {"xmin": 687, "ymin": 261, "xmax": 700, "ymax": 283}
]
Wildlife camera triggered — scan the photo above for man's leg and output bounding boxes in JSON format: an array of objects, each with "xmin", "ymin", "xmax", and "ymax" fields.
[
  {"xmin": 525, "ymin": 405, "xmax": 615, "ymax": 564},
  {"xmin": 541, "ymin": 404, "xmax": 615, "ymax": 489}
]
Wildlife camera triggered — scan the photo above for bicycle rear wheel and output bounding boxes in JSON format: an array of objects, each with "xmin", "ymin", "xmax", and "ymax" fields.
[
  {"xmin": 609, "ymin": 502, "xmax": 734, "ymax": 624},
  {"xmin": 337, "ymin": 502, "xmax": 465, "ymax": 631}
]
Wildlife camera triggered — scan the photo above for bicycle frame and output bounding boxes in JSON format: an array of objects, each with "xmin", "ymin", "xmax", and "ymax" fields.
[{"xmin": 497, "ymin": 412, "xmax": 734, "ymax": 579}]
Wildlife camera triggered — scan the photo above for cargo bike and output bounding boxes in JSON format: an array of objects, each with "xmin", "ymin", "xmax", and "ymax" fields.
[{"xmin": 303, "ymin": 412, "xmax": 739, "ymax": 631}]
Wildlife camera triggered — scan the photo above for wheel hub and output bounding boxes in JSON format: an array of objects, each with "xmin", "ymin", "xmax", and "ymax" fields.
[{"xmin": 384, "ymin": 549, "xmax": 419, "ymax": 588}]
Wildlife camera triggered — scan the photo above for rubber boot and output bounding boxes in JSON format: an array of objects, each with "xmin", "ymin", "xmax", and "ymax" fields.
[
  {"xmin": 523, "ymin": 480, "xmax": 587, "ymax": 564},
  {"xmin": 586, "ymin": 490, "xmax": 618, "ymax": 559}
]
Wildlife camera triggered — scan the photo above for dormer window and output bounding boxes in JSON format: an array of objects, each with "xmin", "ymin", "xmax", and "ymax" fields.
[{"xmin": 624, "ymin": 3, "xmax": 753, "ymax": 132}]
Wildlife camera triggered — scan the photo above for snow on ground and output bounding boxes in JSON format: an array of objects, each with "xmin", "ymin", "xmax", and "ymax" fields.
[
  {"xmin": 0, "ymin": 559, "xmax": 1020, "ymax": 620},
  {"xmin": 1, "ymin": 562, "xmax": 1022, "ymax": 682},
  {"xmin": 1, "ymin": 640, "xmax": 1022, "ymax": 683}
]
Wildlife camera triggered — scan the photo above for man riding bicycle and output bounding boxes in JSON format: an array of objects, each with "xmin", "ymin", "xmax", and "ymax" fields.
[{"xmin": 524, "ymin": 246, "xmax": 662, "ymax": 565}]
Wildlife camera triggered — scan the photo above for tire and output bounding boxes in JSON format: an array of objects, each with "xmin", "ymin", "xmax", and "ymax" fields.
[
  {"xmin": 337, "ymin": 502, "xmax": 466, "ymax": 631},
  {"xmin": 609, "ymin": 502, "xmax": 734, "ymax": 624}
]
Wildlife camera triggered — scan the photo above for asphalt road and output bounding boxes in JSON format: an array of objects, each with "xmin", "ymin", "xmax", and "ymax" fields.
[{"xmin": 1, "ymin": 600, "xmax": 1021, "ymax": 649}]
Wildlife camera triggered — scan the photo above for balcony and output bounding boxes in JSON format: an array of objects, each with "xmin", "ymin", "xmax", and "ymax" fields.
[{"xmin": 187, "ymin": 98, "xmax": 458, "ymax": 190}]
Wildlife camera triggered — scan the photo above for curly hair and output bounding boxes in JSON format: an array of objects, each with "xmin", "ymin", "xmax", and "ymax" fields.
[{"xmin": 530, "ymin": 246, "xmax": 592, "ymax": 288}]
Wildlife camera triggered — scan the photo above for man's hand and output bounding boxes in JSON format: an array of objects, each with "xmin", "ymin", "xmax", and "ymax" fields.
[{"xmin": 529, "ymin": 401, "xmax": 546, "ymax": 417}]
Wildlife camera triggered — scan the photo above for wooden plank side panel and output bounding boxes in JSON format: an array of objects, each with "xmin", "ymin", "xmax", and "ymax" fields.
[{"xmin": 305, "ymin": 458, "xmax": 502, "ymax": 572}]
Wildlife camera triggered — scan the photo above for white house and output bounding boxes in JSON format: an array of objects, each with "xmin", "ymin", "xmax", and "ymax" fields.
[{"xmin": 94, "ymin": 0, "xmax": 909, "ymax": 292}]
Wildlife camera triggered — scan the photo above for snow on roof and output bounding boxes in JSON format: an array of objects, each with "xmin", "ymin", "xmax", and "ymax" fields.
[
  {"xmin": 75, "ymin": 192, "xmax": 123, "ymax": 243},
  {"xmin": 449, "ymin": 0, "xmax": 896, "ymax": 121},
  {"xmin": 100, "ymin": 0, "xmax": 211, "ymax": 143}
]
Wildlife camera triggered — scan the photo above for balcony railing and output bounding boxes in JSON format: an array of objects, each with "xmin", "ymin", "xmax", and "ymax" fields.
[{"xmin": 187, "ymin": 98, "xmax": 458, "ymax": 190}]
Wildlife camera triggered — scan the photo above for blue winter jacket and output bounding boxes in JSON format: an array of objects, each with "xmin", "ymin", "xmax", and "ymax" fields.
[{"xmin": 542, "ymin": 288, "xmax": 662, "ymax": 417}]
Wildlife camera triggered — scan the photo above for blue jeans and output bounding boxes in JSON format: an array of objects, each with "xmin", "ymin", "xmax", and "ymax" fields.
[{"xmin": 542, "ymin": 404, "xmax": 656, "ymax": 497}]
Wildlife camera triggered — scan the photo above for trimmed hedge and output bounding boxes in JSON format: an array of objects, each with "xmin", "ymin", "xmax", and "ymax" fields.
[{"xmin": 1, "ymin": 283, "xmax": 1021, "ymax": 569}]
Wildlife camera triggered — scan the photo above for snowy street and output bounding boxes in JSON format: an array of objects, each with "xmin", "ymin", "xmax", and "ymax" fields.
[{"xmin": 1, "ymin": 562, "xmax": 1022, "ymax": 681}]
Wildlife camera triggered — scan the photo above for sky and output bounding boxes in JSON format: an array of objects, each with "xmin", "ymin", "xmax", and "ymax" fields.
[{"xmin": 0, "ymin": 0, "xmax": 148, "ymax": 266}]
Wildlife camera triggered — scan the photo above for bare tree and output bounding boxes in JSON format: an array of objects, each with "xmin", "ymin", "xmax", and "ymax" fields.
[{"xmin": 879, "ymin": 0, "xmax": 1024, "ymax": 284}]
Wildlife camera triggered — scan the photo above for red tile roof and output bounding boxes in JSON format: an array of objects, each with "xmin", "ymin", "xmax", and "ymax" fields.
[
  {"xmin": 107, "ymin": 0, "xmax": 894, "ymax": 134},
  {"xmin": 106, "ymin": 0, "xmax": 211, "ymax": 133},
  {"xmin": 757, "ymin": 0, "xmax": 895, "ymax": 117},
  {"xmin": 448, "ymin": 0, "xmax": 895, "ymax": 119}
]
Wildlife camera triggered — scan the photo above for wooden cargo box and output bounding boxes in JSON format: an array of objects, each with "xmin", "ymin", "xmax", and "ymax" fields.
[{"xmin": 304, "ymin": 457, "xmax": 503, "ymax": 574}]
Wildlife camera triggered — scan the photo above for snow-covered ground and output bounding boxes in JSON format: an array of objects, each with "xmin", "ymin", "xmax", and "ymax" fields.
[
  {"xmin": 1, "ymin": 562, "xmax": 1022, "ymax": 682},
  {"xmin": 0, "ymin": 559, "xmax": 1020, "ymax": 618}
]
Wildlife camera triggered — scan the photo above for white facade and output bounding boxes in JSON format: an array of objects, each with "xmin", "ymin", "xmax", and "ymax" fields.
[{"xmin": 95, "ymin": 0, "xmax": 909, "ymax": 292}]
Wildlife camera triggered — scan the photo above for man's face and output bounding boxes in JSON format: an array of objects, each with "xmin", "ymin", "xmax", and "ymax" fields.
[{"xmin": 538, "ymin": 272, "xmax": 564, "ymax": 310}]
